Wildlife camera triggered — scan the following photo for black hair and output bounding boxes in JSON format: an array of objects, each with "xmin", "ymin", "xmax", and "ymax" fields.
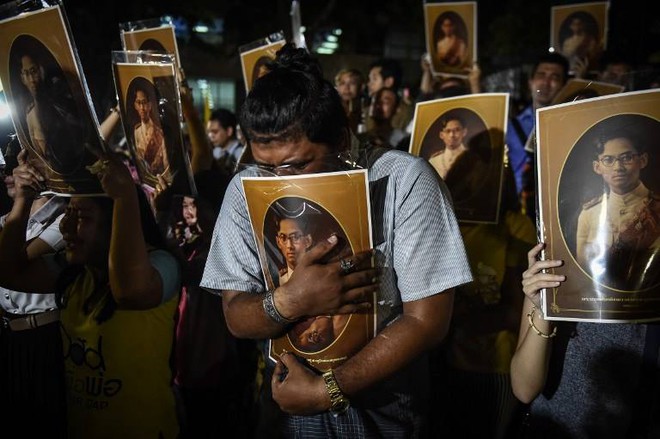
[
  {"xmin": 251, "ymin": 55, "xmax": 273, "ymax": 87},
  {"xmin": 127, "ymin": 76, "xmax": 159, "ymax": 126},
  {"xmin": 531, "ymin": 52, "xmax": 570, "ymax": 82},
  {"xmin": 369, "ymin": 58, "xmax": 403, "ymax": 91},
  {"xmin": 433, "ymin": 11, "xmax": 469, "ymax": 48},
  {"xmin": 594, "ymin": 126, "xmax": 643, "ymax": 158},
  {"xmin": 440, "ymin": 113, "xmax": 466, "ymax": 129},
  {"xmin": 558, "ymin": 11, "xmax": 600, "ymax": 49},
  {"xmin": 209, "ymin": 108, "xmax": 237, "ymax": 132},
  {"xmin": 139, "ymin": 38, "xmax": 167, "ymax": 53},
  {"xmin": 239, "ymin": 43, "xmax": 347, "ymax": 149}
]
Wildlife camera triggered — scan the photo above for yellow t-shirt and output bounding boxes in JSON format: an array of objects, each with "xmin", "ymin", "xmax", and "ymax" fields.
[
  {"xmin": 449, "ymin": 211, "xmax": 536, "ymax": 374},
  {"xmin": 60, "ymin": 268, "xmax": 179, "ymax": 439}
]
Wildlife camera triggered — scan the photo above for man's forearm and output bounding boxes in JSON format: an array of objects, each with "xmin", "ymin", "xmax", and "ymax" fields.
[
  {"xmin": 222, "ymin": 289, "xmax": 290, "ymax": 339},
  {"xmin": 334, "ymin": 290, "xmax": 453, "ymax": 397}
]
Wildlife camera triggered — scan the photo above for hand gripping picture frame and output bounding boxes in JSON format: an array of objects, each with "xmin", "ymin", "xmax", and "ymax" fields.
[
  {"xmin": 242, "ymin": 169, "xmax": 376, "ymax": 372},
  {"xmin": 537, "ymin": 89, "xmax": 660, "ymax": 323},
  {"xmin": 0, "ymin": 0, "xmax": 107, "ymax": 195}
]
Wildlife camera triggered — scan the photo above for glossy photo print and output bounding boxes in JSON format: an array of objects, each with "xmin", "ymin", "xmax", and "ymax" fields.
[
  {"xmin": 409, "ymin": 93, "xmax": 508, "ymax": 224},
  {"xmin": 424, "ymin": 2, "xmax": 477, "ymax": 78},
  {"xmin": 239, "ymin": 36, "xmax": 286, "ymax": 92},
  {"xmin": 0, "ymin": 4, "xmax": 105, "ymax": 195},
  {"xmin": 113, "ymin": 55, "xmax": 196, "ymax": 197},
  {"xmin": 551, "ymin": 2, "xmax": 609, "ymax": 74},
  {"xmin": 120, "ymin": 23, "xmax": 181, "ymax": 69},
  {"xmin": 241, "ymin": 170, "xmax": 375, "ymax": 372},
  {"xmin": 536, "ymin": 89, "xmax": 660, "ymax": 322},
  {"xmin": 551, "ymin": 77, "xmax": 624, "ymax": 105}
]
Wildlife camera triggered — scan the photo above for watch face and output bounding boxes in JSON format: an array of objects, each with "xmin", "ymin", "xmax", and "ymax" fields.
[{"xmin": 331, "ymin": 398, "xmax": 350, "ymax": 414}]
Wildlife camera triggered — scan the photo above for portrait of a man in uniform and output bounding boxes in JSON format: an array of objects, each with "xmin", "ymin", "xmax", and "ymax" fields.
[{"xmin": 576, "ymin": 125, "xmax": 659, "ymax": 290}]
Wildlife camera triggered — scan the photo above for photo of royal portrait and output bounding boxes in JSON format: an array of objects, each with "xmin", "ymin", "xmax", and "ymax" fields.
[
  {"xmin": 409, "ymin": 93, "xmax": 508, "ymax": 224},
  {"xmin": 121, "ymin": 25, "xmax": 181, "ymax": 68},
  {"xmin": 239, "ymin": 39, "xmax": 286, "ymax": 92},
  {"xmin": 424, "ymin": 2, "xmax": 477, "ymax": 77},
  {"xmin": 241, "ymin": 171, "xmax": 375, "ymax": 371},
  {"xmin": 551, "ymin": 2, "xmax": 608, "ymax": 74},
  {"xmin": 536, "ymin": 90, "xmax": 660, "ymax": 322},
  {"xmin": 113, "ymin": 61, "xmax": 196, "ymax": 195},
  {"xmin": 0, "ymin": 5, "xmax": 105, "ymax": 195},
  {"xmin": 551, "ymin": 78, "xmax": 624, "ymax": 105}
]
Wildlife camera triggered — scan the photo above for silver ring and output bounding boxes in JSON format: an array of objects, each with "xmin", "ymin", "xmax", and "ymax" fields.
[{"xmin": 339, "ymin": 258, "xmax": 356, "ymax": 275}]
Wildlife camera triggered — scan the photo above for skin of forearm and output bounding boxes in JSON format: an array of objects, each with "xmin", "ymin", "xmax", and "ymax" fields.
[
  {"xmin": 108, "ymin": 192, "xmax": 162, "ymax": 308},
  {"xmin": 222, "ymin": 289, "xmax": 289, "ymax": 339},
  {"xmin": 510, "ymin": 304, "xmax": 554, "ymax": 403},
  {"xmin": 334, "ymin": 292, "xmax": 453, "ymax": 397}
]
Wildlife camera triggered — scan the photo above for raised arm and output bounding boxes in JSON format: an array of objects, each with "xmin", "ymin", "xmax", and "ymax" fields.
[
  {"xmin": 0, "ymin": 151, "xmax": 59, "ymax": 293},
  {"xmin": 180, "ymin": 79, "xmax": 213, "ymax": 173},
  {"xmin": 510, "ymin": 243, "xmax": 566, "ymax": 403},
  {"xmin": 96, "ymin": 154, "xmax": 166, "ymax": 309}
]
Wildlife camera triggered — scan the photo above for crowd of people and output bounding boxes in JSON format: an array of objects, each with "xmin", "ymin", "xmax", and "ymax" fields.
[{"xmin": 0, "ymin": 30, "xmax": 658, "ymax": 439}]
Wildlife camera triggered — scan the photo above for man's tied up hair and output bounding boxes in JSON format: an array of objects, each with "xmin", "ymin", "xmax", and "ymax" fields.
[{"xmin": 239, "ymin": 43, "xmax": 348, "ymax": 149}]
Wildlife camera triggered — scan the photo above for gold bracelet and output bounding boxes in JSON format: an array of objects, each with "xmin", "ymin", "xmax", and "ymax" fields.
[{"xmin": 527, "ymin": 305, "xmax": 557, "ymax": 339}]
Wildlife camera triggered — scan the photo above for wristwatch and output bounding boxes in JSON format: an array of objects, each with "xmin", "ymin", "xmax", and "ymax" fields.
[{"xmin": 322, "ymin": 369, "xmax": 350, "ymax": 415}]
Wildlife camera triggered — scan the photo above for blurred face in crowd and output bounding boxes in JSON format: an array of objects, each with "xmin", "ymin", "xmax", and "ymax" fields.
[
  {"xmin": 276, "ymin": 218, "xmax": 312, "ymax": 270},
  {"xmin": 593, "ymin": 137, "xmax": 647, "ymax": 195},
  {"xmin": 529, "ymin": 62, "xmax": 566, "ymax": 108},
  {"xmin": 182, "ymin": 196, "xmax": 197, "ymax": 226},
  {"xmin": 599, "ymin": 62, "xmax": 631, "ymax": 86},
  {"xmin": 207, "ymin": 120, "xmax": 232, "ymax": 148},
  {"xmin": 134, "ymin": 90, "xmax": 152, "ymax": 123},
  {"xmin": 368, "ymin": 67, "xmax": 385, "ymax": 97},
  {"xmin": 336, "ymin": 72, "xmax": 361, "ymax": 102},
  {"xmin": 373, "ymin": 89, "xmax": 398, "ymax": 121},
  {"xmin": 60, "ymin": 197, "xmax": 110, "ymax": 267},
  {"xmin": 439, "ymin": 119, "xmax": 467, "ymax": 151}
]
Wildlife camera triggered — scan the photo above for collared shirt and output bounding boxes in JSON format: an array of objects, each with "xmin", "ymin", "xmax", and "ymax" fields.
[
  {"xmin": 0, "ymin": 197, "xmax": 67, "ymax": 314},
  {"xmin": 213, "ymin": 139, "xmax": 245, "ymax": 167},
  {"xmin": 428, "ymin": 144, "xmax": 468, "ymax": 179},
  {"xmin": 200, "ymin": 148, "xmax": 472, "ymax": 436},
  {"xmin": 506, "ymin": 105, "xmax": 534, "ymax": 194}
]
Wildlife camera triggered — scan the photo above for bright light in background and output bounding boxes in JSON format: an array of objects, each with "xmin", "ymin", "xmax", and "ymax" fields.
[
  {"xmin": 0, "ymin": 103, "xmax": 9, "ymax": 119},
  {"xmin": 321, "ymin": 41, "xmax": 338, "ymax": 50},
  {"xmin": 316, "ymin": 47, "xmax": 334, "ymax": 55},
  {"xmin": 332, "ymin": 28, "xmax": 342, "ymax": 36},
  {"xmin": 327, "ymin": 35, "xmax": 338, "ymax": 43},
  {"xmin": 193, "ymin": 24, "xmax": 209, "ymax": 33}
]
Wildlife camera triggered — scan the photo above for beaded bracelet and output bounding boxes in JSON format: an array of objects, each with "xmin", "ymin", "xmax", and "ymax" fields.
[
  {"xmin": 262, "ymin": 289, "xmax": 295, "ymax": 325},
  {"xmin": 527, "ymin": 305, "xmax": 557, "ymax": 339}
]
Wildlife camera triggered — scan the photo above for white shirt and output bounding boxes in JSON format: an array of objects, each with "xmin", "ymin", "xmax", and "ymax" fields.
[{"xmin": 0, "ymin": 197, "xmax": 66, "ymax": 314}]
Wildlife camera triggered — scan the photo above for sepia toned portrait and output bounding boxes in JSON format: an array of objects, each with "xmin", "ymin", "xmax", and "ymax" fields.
[
  {"xmin": 241, "ymin": 170, "xmax": 375, "ymax": 371},
  {"xmin": 121, "ymin": 25, "xmax": 180, "ymax": 68},
  {"xmin": 424, "ymin": 2, "xmax": 477, "ymax": 77},
  {"xmin": 551, "ymin": 2, "xmax": 608, "ymax": 74},
  {"xmin": 410, "ymin": 94, "xmax": 508, "ymax": 223},
  {"xmin": 536, "ymin": 90, "xmax": 660, "ymax": 322},
  {"xmin": 240, "ymin": 39, "xmax": 286, "ymax": 92},
  {"xmin": 0, "ymin": 6, "xmax": 105, "ymax": 195}
]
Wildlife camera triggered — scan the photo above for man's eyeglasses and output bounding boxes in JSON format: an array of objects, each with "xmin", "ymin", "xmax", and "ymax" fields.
[
  {"xmin": 598, "ymin": 152, "xmax": 640, "ymax": 167},
  {"xmin": 238, "ymin": 152, "xmax": 360, "ymax": 176},
  {"xmin": 276, "ymin": 232, "xmax": 304, "ymax": 244}
]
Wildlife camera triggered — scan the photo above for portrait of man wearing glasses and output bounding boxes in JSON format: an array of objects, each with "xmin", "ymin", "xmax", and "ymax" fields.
[
  {"xmin": 274, "ymin": 212, "xmax": 313, "ymax": 285},
  {"xmin": 576, "ymin": 126, "xmax": 660, "ymax": 290}
]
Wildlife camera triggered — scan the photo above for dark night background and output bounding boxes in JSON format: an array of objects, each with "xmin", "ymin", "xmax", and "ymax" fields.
[{"xmin": 1, "ymin": 0, "xmax": 659, "ymax": 135}]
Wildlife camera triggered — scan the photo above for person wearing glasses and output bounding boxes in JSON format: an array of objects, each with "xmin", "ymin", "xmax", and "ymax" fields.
[
  {"xmin": 200, "ymin": 43, "xmax": 471, "ymax": 437},
  {"xmin": 576, "ymin": 127, "xmax": 659, "ymax": 290},
  {"xmin": 274, "ymin": 213, "xmax": 313, "ymax": 285},
  {"xmin": 428, "ymin": 113, "xmax": 485, "ymax": 204}
]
